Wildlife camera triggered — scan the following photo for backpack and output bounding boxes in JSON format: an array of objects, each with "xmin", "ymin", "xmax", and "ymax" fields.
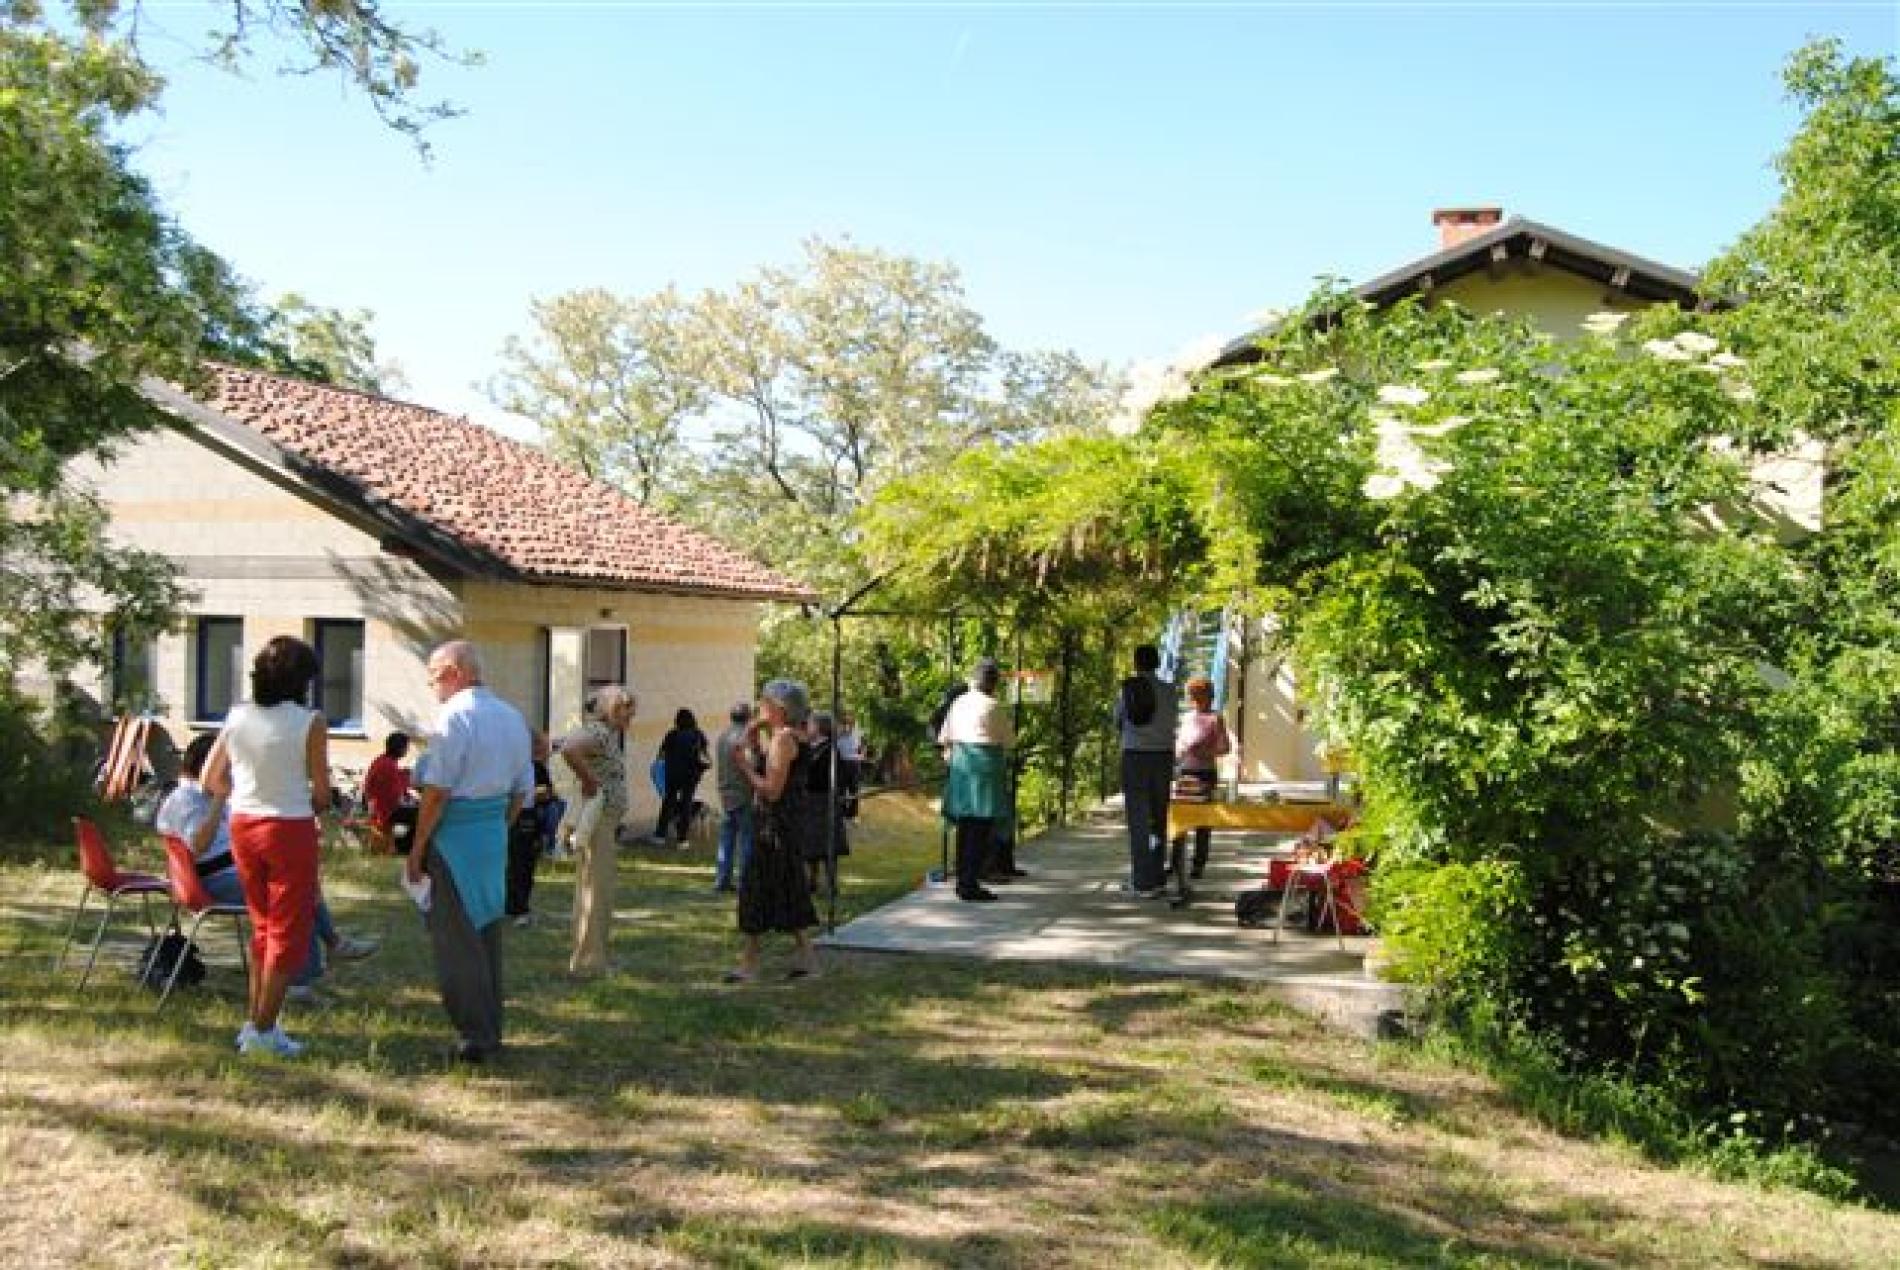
[
  {"xmin": 1121, "ymin": 675, "xmax": 1157, "ymax": 726},
  {"xmin": 135, "ymin": 928, "xmax": 206, "ymax": 991}
]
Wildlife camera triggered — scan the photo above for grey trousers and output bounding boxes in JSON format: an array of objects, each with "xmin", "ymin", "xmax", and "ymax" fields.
[
  {"xmin": 1121, "ymin": 749, "xmax": 1174, "ymax": 891},
  {"xmin": 426, "ymin": 852, "xmax": 504, "ymax": 1052}
]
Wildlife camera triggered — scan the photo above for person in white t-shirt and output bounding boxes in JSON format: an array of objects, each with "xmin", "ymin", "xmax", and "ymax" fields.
[{"xmin": 202, "ymin": 636, "xmax": 329, "ymax": 1059}]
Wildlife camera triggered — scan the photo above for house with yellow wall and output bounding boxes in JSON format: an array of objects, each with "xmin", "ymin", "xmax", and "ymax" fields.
[
  {"xmin": 53, "ymin": 363, "xmax": 812, "ymax": 826},
  {"xmin": 1206, "ymin": 207, "xmax": 1821, "ymax": 785}
]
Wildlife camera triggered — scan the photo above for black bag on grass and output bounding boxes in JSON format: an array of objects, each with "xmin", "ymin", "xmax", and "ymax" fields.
[
  {"xmin": 135, "ymin": 928, "xmax": 205, "ymax": 990},
  {"xmin": 1235, "ymin": 888, "xmax": 1280, "ymax": 928}
]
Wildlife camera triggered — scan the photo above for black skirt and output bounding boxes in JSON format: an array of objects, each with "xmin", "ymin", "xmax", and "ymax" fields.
[{"xmin": 737, "ymin": 742, "xmax": 820, "ymax": 935}]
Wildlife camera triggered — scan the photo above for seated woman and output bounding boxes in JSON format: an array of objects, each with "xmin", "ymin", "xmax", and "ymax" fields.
[
  {"xmin": 158, "ymin": 734, "xmax": 377, "ymax": 989},
  {"xmin": 362, "ymin": 731, "xmax": 417, "ymax": 853}
]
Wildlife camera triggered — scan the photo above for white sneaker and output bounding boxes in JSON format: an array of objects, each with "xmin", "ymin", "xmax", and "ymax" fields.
[
  {"xmin": 240, "ymin": 1026, "xmax": 306, "ymax": 1058},
  {"xmin": 234, "ymin": 1021, "xmax": 258, "ymax": 1051},
  {"xmin": 330, "ymin": 934, "xmax": 379, "ymax": 961}
]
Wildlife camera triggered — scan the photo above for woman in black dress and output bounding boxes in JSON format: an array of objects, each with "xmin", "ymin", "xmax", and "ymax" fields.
[{"xmin": 726, "ymin": 679, "xmax": 819, "ymax": 982}]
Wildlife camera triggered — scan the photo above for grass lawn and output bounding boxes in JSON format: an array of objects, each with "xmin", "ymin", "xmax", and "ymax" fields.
[{"xmin": 3, "ymin": 792, "xmax": 1897, "ymax": 1268}]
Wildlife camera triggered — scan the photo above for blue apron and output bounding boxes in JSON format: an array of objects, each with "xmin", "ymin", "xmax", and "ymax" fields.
[
  {"xmin": 435, "ymin": 795, "xmax": 509, "ymax": 930},
  {"xmin": 943, "ymin": 743, "xmax": 1010, "ymax": 823}
]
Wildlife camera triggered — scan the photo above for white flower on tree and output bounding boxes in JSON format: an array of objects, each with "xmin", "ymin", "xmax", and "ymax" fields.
[
  {"xmin": 1365, "ymin": 410, "xmax": 1449, "ymax": 498},
  {"xmin": 1377, "ymin": 384, "xmax": 1431, "ymax": 407},
  {"xmin": 1642, "ymin": 338, "xmax": 1695, "ymax": 362},
  {"xmin": 1454, "ymin": 368, "xmax": 1503, "ymax": 385},
  {"xmin": 1298, "ymin": 367, "xmax": 1341, "ymax": 384}
]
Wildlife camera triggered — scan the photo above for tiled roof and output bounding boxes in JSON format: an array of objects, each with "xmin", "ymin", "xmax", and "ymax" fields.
[{"xmin": 194, "ymin": 363, "xmax": 814, "ymax": 601}]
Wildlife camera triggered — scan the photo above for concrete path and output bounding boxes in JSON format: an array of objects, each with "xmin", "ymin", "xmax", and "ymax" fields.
[{"xmin": 822, "ymin": 809, "xmax": 1407, "ymax": 1035}]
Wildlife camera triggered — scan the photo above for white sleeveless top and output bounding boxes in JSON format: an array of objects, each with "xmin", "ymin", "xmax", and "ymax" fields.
[{"xmin": 223, "ymin": 702, "xmax": 318, "ymax": 818}]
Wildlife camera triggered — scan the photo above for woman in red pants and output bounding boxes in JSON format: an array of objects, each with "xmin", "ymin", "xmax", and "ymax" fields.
[{"xmin": 203, "ymin": 636, "xmax": 329, "ymax": 1058}]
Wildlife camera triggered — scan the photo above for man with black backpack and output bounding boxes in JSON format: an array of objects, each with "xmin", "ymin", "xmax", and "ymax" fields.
[{"xmin": 1115, "ymin": 644, "xmax": 1179, "ymax": 898}]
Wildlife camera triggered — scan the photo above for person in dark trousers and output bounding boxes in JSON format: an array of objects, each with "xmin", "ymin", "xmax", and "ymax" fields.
[
  {"xmin": 505, "ymin": 730, "xmax": 558, "ymax": 928},
  {"xmin": 1116, "ymin": 644, "xmax": 1179, "ymax": 898},
  {"xmin": 651, "ymin": 708, "xmax": 710, "ymax": 847},
  {"xmin": 937, "ymin": 659, "xmax": 1015, "ymax": 903},
  {"xmin": 711, "ymin": 701, "xmax": 758, "ymax": 893},
  {"xmin": 406, "ymin": 640, "xmax": 533, "ymax": 1064},
  {"xmin": 802, "ymin": 711, "xmax": 852, "ymax": 899}
]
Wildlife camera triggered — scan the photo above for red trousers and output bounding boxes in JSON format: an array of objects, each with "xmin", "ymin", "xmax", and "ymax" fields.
[{"xmin": 229, "ymin": 815, "xmax": 320, "ymax": 977}]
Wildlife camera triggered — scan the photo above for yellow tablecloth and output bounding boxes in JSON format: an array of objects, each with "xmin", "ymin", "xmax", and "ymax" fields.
[{"xmin": 1166, "ymin": 800, "xmax": 1354, "ymax": 839}]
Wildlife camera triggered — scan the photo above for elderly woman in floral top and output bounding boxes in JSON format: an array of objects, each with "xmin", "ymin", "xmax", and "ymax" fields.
[
  {"xmin": 561, "ymin": 684, "xmax": 634, "ymax": 976},
  {"xmin": 1170, "ymin": 675, "xmax": 1231, "ymax": 889}
]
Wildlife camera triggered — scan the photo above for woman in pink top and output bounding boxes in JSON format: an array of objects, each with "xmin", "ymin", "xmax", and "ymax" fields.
[{"xmin": 1171, "ymin": 675, "xmax": 1232, "ymax": 884}]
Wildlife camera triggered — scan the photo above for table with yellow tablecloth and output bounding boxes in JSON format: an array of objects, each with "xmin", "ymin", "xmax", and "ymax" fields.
[{"xmin": 1165, "ymin": 799, "xmax": 1355, "ymax": 841}]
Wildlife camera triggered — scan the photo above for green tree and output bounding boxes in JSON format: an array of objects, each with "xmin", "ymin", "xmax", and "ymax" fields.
[
  {"xmin": 1707, "ymin": 42, "xmax": 1900, "ymax": 1131},
  {"xmin": 489, "ymin": 287, "xmax": 706, "ymax": 503},
  {"xmin": 494, "ymin": 239, "xmax": 1120, "ymax": 598},
  {"xmin": 492, "ymin": 240, "xmax": 1121, "ymax": 756},
  {"xmin": 1, "ymin": 2, "xmax": 451, "ymax": 677},
  {"xmin": 256, "ymin": 292, "xmax": 408, "ymax": 395}
]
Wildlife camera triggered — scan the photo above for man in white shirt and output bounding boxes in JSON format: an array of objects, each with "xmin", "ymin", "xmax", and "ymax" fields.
[
  {"xmin": 937, "ymin": 659, "xmax": 1015, "ymax": 903},
  {"xmin": 408, "ymin": 640, "xmax": 533, "ymax": 1062}
]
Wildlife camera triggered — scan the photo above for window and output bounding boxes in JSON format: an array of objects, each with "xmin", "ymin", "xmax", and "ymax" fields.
[
  {"xmin": 109, "ymin": 627, "xmax": 158, "ymax": 714},
  {"xmin": 584, "ymin": 626, "xmax": 626, "ymax": 692},
  {"xmin": 194, "ymin": 617, "xmax": 244, "ymax": 721},
  {"xmin": 313, "ymin": 620, "xmax": 365, "ymax": 730}
]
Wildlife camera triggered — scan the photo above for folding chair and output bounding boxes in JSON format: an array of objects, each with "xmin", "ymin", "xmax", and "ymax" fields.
[
  {"xmin": 1271, "ymin": 860, "xmax": 1347, "ymax": 952},
  {"xmin": 55, "ymin": 816, "xmax": 171, "ymax": 987},
  {"xmin": 156, "ymin": 835, "xmax": 250, "ymax": 1011}
]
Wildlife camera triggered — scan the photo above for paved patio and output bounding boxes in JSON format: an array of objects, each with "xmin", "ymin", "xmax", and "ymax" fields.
[{"xmin": 822, "ymin": 805, "xmax": 1407, "ymax": 1036}]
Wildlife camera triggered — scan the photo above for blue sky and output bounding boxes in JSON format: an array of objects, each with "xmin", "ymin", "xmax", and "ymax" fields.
[{"xmin": 128, "ymin": 2, "xmax": 1897, "ymax": 430}]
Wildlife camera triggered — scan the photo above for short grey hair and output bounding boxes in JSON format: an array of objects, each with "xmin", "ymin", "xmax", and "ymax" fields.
[
  {"xmin": 760, "ymin": 678, "xmax": 810, "ymax": 726},
  {"xmin": 433, "ymin": 639, "xmax": 485, "ymax": 682},
  {"xmin": 586, "ymin": 684, "xmax": 634, "ymax": 720}
]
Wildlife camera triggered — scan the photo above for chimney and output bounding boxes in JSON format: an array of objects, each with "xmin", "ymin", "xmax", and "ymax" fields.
[{"xmin": 1432, "ymin": 206, "xmax": 1504, "ymax": 250}]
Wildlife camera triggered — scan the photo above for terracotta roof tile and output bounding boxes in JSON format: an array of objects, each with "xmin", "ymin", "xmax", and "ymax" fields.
[{"xmin": 196, "ymin": 364, "xmax": 814, "ymax": 602}]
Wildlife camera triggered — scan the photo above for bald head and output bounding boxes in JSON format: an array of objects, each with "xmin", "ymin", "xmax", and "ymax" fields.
[{"xmin": 427, "ymin": 639, "xmax": 485, "ymax": 702}]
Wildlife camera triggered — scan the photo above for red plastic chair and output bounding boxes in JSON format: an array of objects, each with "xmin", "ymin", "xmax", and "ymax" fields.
[
  {"xmin": 54, "ymin": 816, "xmax": 171, "ymax": 988},
  {"xmin": 155, "ymin": 834, "xmax": 250, "ymax": 1010}
]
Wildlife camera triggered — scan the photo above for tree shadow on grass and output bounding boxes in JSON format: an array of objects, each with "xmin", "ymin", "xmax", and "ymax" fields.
[{"xmin": 1147, "ymin": 1179, "xmax": 1615, "ymax": 1270}]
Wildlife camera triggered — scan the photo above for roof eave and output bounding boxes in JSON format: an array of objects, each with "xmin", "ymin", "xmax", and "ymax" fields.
[
  {"xmin": 1212, "ymin": 217, "xmax": 1705, "ymax": 368},
  {"xmin": 516, "ymin": 571, "xmax": 819, "ymax": 604}
]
